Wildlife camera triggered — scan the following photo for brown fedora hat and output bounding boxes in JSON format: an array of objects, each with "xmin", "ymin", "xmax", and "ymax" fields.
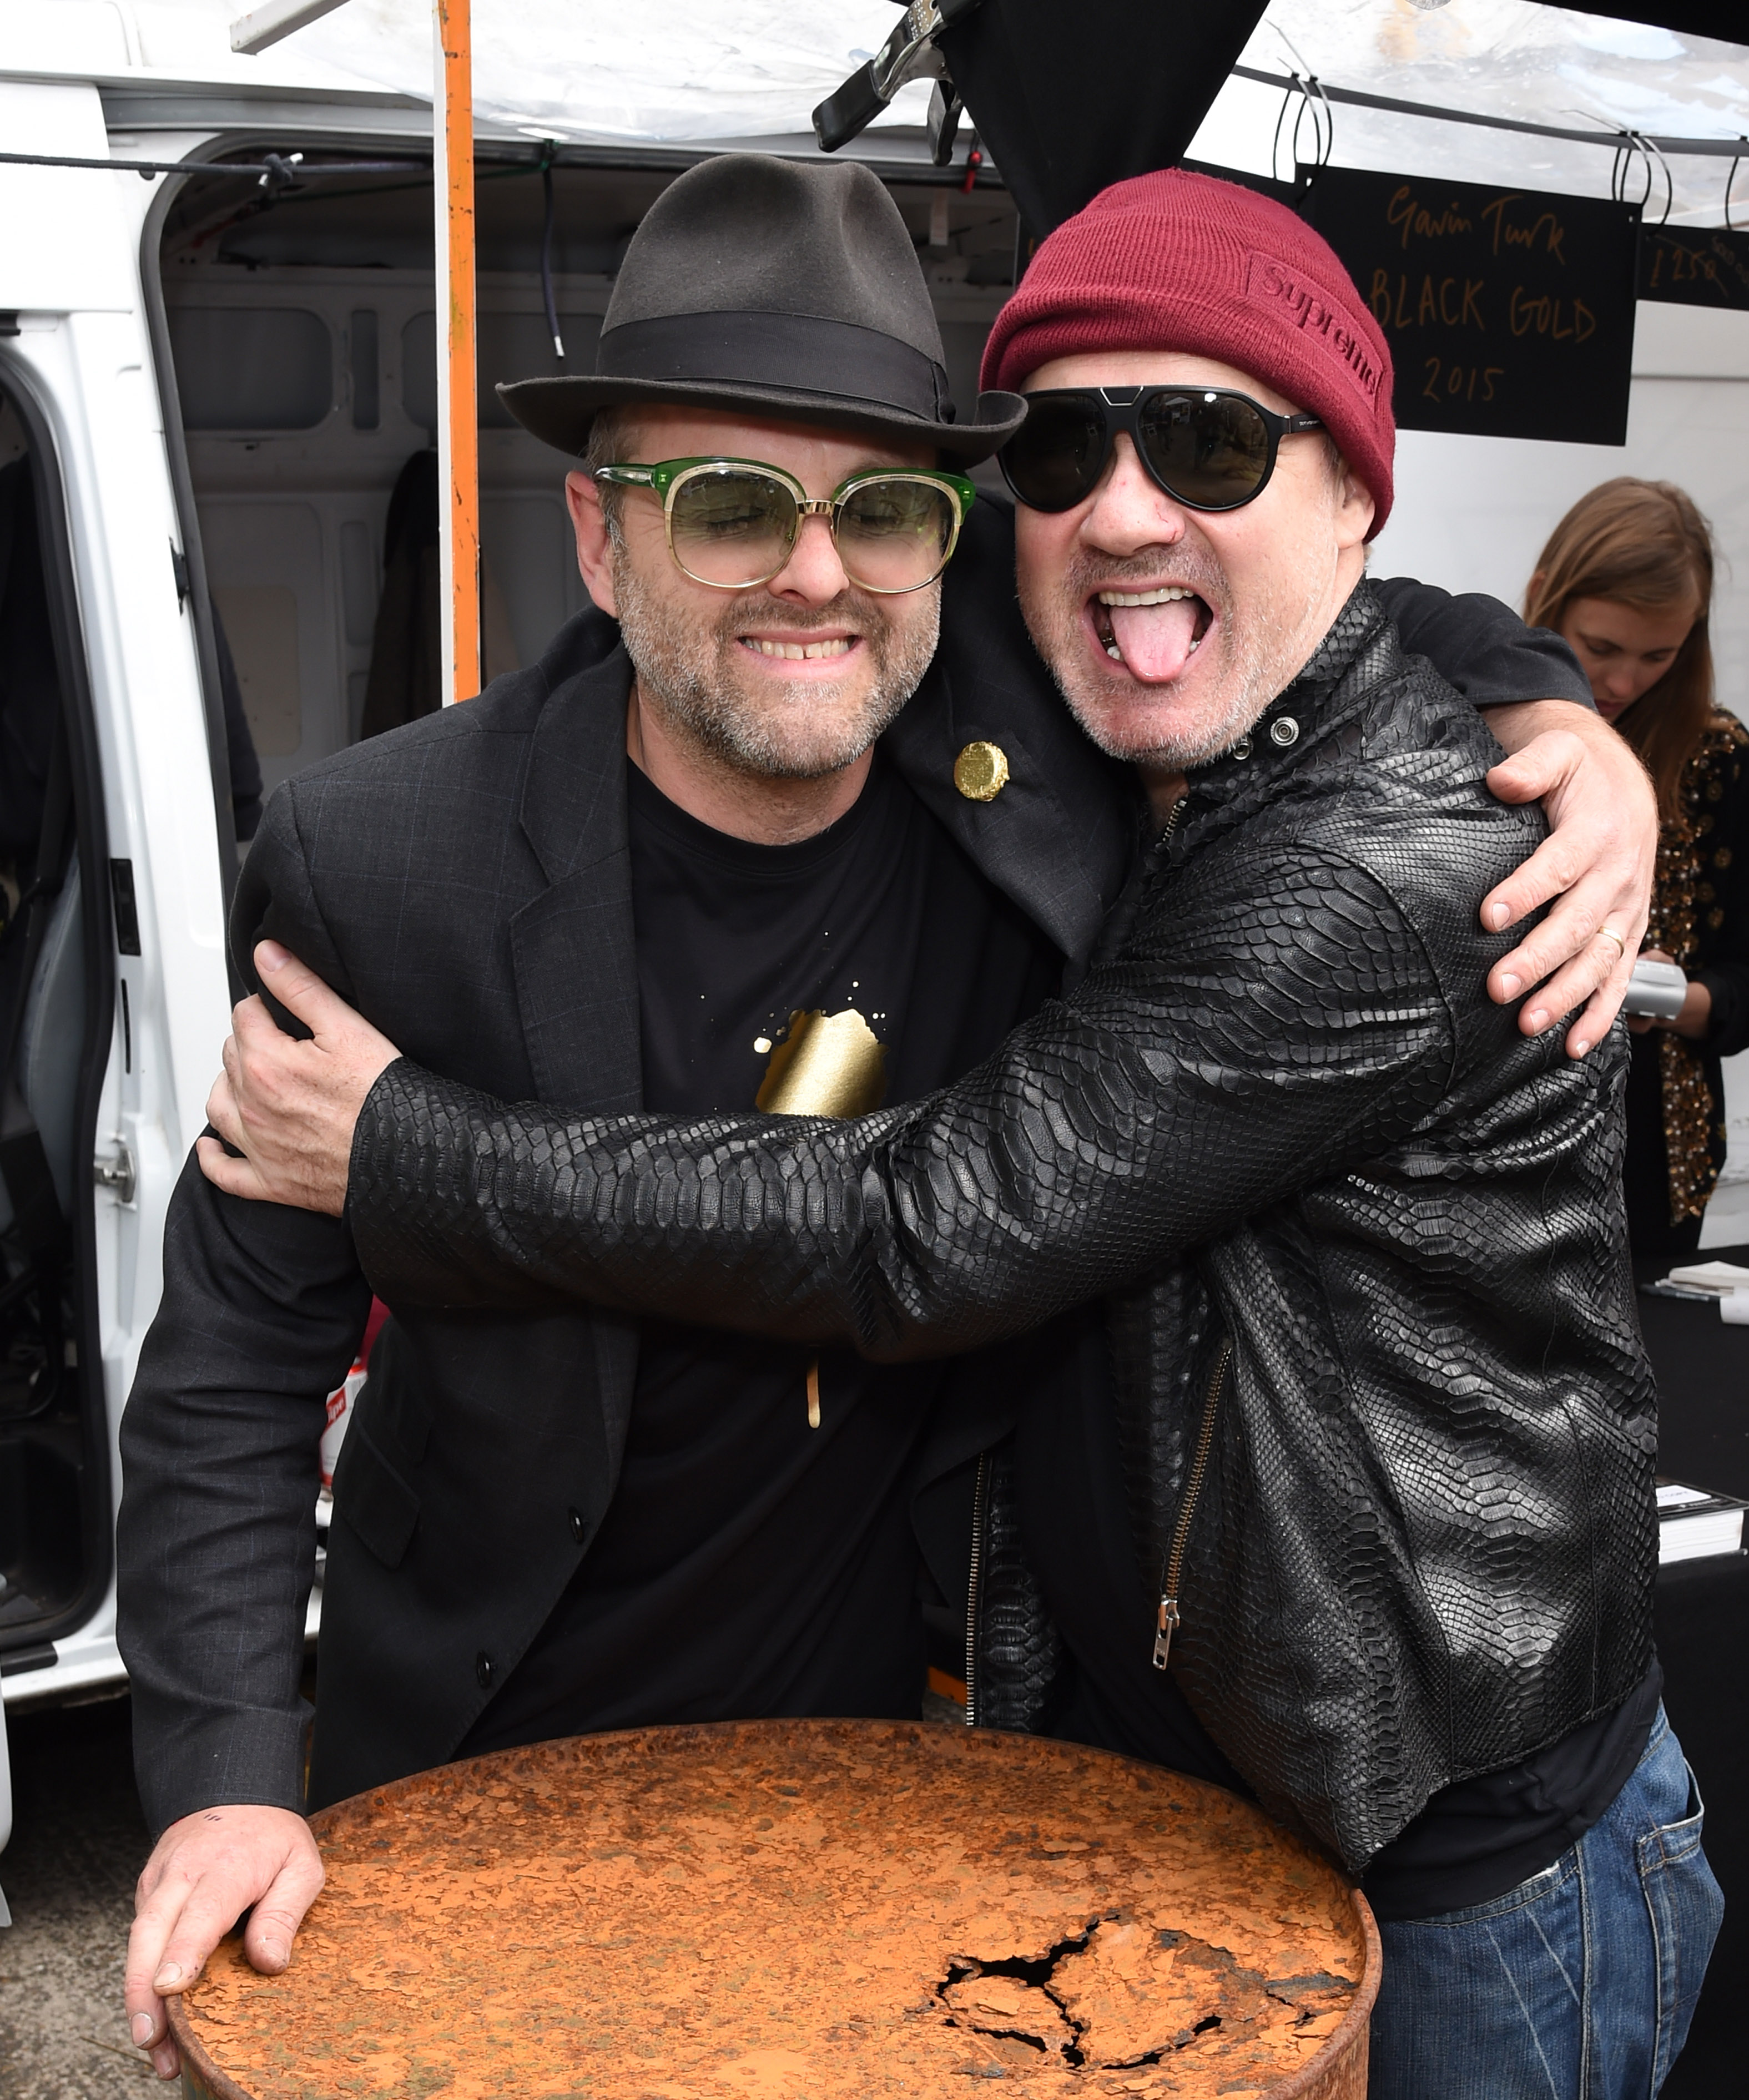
[{"xmin": 498, "ymin": 153, "xmax": 1026, "ymax": 463}]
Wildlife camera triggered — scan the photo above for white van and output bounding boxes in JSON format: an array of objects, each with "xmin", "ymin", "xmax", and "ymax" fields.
[{"xmin": 0, "ymin": 25, "xmax": 1020, "ymax": 1854}]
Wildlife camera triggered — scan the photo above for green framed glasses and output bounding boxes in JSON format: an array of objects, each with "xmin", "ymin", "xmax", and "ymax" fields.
[{"xmin": 593, "ymin": 456, "xmax": 978, "ymax": 595}]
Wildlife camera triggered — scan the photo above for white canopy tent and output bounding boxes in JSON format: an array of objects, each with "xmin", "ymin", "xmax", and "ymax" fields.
[
  {"xmin": 1211, "ymin": 1, "xmax": 1749, "ymax": 228},
  {"xmin": 8, "ymin": 0, "xmax": 1747, "ymax": 220}
]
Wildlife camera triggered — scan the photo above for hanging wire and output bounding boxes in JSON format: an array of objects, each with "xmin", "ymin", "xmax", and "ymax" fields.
[
  {"xmin": 1292, "ymin": 75, "xmax": 1322, "ymax": 171},
  {"xmin": 1304, "ymin": 73, "xmax": 1335, "ymax": 171},
  {"xmin": 1606, "ymin": 125, "xmax": 1672, "ymax": 224},
  {"xmin": 1271, "ymin": 71, "xmax": 1298, "ymax": 186},
  {"xmin": 1642, "ymin": 133, "xmax": 1675, "ymax": 225},
  {"xmin": 1272, "ymin": 72, "xmax": 1333, "ymax": 186},
  {"xmin": 1269, "ymin": 21, "xmax": 1335, "ymax": 190},
  {"xmin": 1610, "ymin": 131, "xmax": 1655, "ymax": 211},
  {"xmin": 0, "ymin": 147, "xmax": 412, "ymax": 185},
  {"xmin": 1728, "ymin": 138, "xmax": 1746, "ymax": 234},
  {"xmin": 538, "ymin": 142, "xmax": 566, "ymax": 361}
]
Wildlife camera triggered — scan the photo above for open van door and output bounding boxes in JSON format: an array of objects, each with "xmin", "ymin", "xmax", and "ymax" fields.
[{"xmin": 0, "ymin": 74, "xmax": 231, "ymax": 1751}]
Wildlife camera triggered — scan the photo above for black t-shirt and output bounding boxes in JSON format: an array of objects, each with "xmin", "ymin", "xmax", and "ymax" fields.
[
  {"xmin": 1016, "ymin": 1311, "xmax": 1662, "ymax": 1922},
  {"xmin": 461, "ymin": 754, "xmax": 1062, "ymax": 1756}
]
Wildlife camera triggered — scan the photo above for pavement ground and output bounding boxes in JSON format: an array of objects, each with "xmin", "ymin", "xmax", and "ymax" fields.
[{"xmin": 0, "ymin": 1694, "xmax": 157, "ymax": 2100}]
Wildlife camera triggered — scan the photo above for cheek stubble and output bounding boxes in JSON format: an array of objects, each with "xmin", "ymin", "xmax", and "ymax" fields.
[
  {"xmin": 1019, "ymin": 548, "xmax": 1258, "ymax": 771},
  {"xmin": 612, "ymin": 552, "xmax": 941, "ymax": 781},
  {"xmin": 1018, "ymin": 516, "xmax": 1342, "ymax": 773}
]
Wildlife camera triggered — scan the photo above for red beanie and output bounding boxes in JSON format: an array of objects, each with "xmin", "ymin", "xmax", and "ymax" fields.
[{"xmin": 981, "ymin": 169, "xmax": 1395, "ymax": 534}]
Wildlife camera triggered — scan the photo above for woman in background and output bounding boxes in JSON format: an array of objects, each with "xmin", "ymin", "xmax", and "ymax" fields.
[{"xmin": 1528, "ymin": 478, "xmax": 1749, "ymax": 1266}]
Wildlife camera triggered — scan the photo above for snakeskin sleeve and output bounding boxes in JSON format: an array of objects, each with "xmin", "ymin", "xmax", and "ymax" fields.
[{"xmin": 349, "ymin": 821, "xmax": 1462, "ymax": 1354}]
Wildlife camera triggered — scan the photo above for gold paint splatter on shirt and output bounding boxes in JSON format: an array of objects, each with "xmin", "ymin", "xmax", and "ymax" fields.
[{"xmin": 755, "ymin": 1008, "xmax": 886, "ymax": 1116}]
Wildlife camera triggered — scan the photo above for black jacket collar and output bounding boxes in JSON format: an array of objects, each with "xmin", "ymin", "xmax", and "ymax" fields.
[
  {"xmin": 884, "ymin": 496, "xmax": 1135, "ymax": 969},
  {"xmin": 511, "ymin": 635, "xmax": 643, "ymax": 1113},
  {"xmin": 1171, "ymin": 579, "xmax": 1396, "ymax": 861},
  {"xmin": 518, "ymin": 622, "xmax": 635, "ymax": 889}
]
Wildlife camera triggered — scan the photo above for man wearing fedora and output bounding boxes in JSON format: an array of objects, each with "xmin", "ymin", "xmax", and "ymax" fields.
[{"xmin": 120, "ymin": 155, "xmax": 1655, "ymax": 2081}]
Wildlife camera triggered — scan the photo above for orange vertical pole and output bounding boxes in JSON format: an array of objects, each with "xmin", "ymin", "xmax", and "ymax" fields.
[{"xmin": 434, "ymin": 0, "xmax": 479, "ymax": 705}]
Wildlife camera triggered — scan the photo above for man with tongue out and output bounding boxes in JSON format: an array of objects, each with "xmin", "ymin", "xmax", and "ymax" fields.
[
  {"xmin": 949, "ymin": 175, "xmax": 1718, "ymax": 2089},
  {"xmin": 183, "ymin": 173, "xmax": 1698, "ymax": 2094}
]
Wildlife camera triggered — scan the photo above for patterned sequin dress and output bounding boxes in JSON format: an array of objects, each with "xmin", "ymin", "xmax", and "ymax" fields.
[{"xmin": 1623, "ymin": 710, "xmax": 1749, "ymax": 1263}]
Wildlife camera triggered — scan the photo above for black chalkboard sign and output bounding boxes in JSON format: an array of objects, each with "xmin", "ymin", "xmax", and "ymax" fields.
[
  {"xmin": 1299, "ymin": 166, "xmax": 1639, "ymax": 446},
  {"xmin": 1639, "ymin": 225, "xmax": 1749, "ymax": 311}
]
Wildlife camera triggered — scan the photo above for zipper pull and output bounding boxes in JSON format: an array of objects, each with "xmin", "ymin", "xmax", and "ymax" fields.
[{"xmin": 1153, "ymin": 1595, "xmax": 1180, "ymax": 1672}]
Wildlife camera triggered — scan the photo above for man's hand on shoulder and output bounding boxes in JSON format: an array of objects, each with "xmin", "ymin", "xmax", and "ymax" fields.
[
  {"xmin": 1479, "ymin": 700, "xmax": 1656, "ymax": 1058},
  {"xmin": 198, "ymin": 941, "xmax": 402, "ymax": 1215},
  {"xmin": 125, "ymin": 1803, "xmax": 324, "ymax": 2079}
]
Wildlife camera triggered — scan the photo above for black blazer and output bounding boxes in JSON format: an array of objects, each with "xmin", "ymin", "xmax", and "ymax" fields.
[{"xmin": 114, "ymin": 499, "xmax": 1591, "ymax": 1833}]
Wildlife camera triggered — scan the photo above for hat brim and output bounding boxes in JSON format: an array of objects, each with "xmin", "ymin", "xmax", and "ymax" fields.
[{"xmin": 497, "ymin": 376, "xmax": 1027, "ymax": 465}]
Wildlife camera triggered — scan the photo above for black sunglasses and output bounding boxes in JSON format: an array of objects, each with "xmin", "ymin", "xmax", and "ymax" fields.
[{"xmin": 999, "ymin": 386, "xmax": 1323, "ymax": 515}]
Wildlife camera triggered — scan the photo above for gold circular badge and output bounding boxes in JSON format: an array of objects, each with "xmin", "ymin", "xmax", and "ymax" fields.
[{"xmin": 954, "ymin": 740, "xmax": 1010, "ymax": 802}]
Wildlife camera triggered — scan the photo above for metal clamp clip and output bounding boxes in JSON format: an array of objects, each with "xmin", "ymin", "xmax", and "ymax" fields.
[
  {"xmin": 813, "ymin": 0, "xmax": 982, "ymax": 154},
  {"xmin": 93, "ymin": 1144, "xmax": 137, "ymax": 1206}
]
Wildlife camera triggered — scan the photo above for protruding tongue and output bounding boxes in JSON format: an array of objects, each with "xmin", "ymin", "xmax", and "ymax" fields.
[{"xmin": 1108, "ymin": 598, "xmax": 1202, "ymax": 684}]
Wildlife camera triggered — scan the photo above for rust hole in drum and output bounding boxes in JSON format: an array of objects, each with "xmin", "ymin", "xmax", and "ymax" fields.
[{"xmin": 934, "ymin": 1919, "xmax": 1353, "ymax": 2082}]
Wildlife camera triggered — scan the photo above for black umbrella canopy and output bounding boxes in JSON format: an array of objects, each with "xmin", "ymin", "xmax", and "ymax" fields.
[
  {"xmin": 937, "ymin": 0, "xmax": 1747, "ymax": 238},
  {"xmin": 940, "ymin": 0, "xmax": 1271, "ymax": 239}
]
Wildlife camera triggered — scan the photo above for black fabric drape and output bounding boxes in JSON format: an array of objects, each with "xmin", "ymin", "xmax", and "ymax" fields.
[
  {"xmin": 941, "ymin": 0, "xmax": 1271, "ymax": 240},
  {"xmin": 361, "ymin": 451, "xmax": 442, "ymax": 740},
  {"xmin": 940, "ymin": 3, "xmax": 1738, "ymax": 248},
  {"xmin": 210, "ymin": 606, "xmax": 263, "ymax": 842}
]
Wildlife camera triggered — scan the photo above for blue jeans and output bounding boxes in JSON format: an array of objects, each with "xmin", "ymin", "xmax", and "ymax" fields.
[{"xmin": 1369, "ymin": 1709, "xmax": 1723, "ymax": 2099}]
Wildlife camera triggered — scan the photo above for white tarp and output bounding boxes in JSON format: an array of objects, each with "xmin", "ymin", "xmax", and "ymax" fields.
[
  {"xmin": 1212, "ymin": 1, "xmax": 1749, "ymax": 228},
  {"xmin": 6, "ymin": 2, "xmax": 1745, "ymax": 222},
  {"xmin": 14, "ymin": 0, "xmax": 944, "ymax": 139}
]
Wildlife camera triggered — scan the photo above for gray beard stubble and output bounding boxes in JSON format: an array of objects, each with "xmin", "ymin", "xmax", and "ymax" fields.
[
  {"xmin": 612, "ymin": 549, "xmax": 941, "ymax": 781},
  {"xmin": 1021, "ymin": 547, "xmax": 1323, "ymax": 772}
]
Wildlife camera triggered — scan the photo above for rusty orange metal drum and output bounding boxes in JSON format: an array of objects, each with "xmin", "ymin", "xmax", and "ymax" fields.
[{"xmin": 169, "ymin": 1718, "xmax": 1382, "ymax": 2099}]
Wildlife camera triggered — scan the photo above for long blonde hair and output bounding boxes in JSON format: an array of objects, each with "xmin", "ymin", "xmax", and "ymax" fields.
[{"xmin": 1524, "ymin": 478, "xmax": 1715, "ymax": 821}]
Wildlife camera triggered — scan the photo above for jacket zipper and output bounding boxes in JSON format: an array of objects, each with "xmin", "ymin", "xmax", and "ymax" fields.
[
  {"xmin": 1152, "ymin": 1337, "xmax": 1232, "ymax": 1672},
  {"xmin": 964, "ymin": 1451, "xmax": 988, "ymax": 1727},
  {"xmin": 1145, "ymin": 794, "xmax": 1208, "ymax": 1675}
]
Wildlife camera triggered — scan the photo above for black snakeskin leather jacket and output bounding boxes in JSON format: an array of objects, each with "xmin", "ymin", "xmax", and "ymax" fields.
[{"xmin": 347, "ymin": 584, "xmax": 1657, "ymax": 1871}]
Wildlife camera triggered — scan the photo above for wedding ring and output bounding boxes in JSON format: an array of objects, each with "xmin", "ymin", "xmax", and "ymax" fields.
[{"xmin": 1597, "ymin": 926, "xmax": 1627, "ymax": 958}]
